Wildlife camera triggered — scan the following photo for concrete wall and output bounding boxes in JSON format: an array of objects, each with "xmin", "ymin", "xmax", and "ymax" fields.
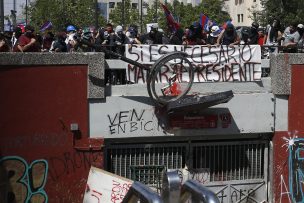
[
  {"xmin": 0, "ymin": 52, "xmax": 302, "ymax": 203},
  {"xmin": 270, "ymin": 54, "xmax": 304, "ymax": 203},
  {"xmin": 0, "ymin": 53, "xmax": 105, "ymax": 202}
]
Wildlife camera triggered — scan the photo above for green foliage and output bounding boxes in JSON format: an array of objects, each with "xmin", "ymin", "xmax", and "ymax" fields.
[
  {"xmin": 251, "ymin": 0, "xmax": 304, "ymax": 28},
  {"xmin": 26, "ymin": 0, "xmax": 106, "ymax": 32},
  {"xmin": 108, "ymin": 0, "xmax": 140, "ymax": 27},
  {"xmin": 109, "ymin": 0, "xmax": 230, "ymax": 34}
]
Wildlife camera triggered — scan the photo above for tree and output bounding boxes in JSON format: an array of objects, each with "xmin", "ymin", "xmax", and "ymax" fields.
[
  {"xmin": 109, "ymin": 0, "xmax": 139, "ymax": 28},
  {"xmin": 25, "ymin": 0, "xmax": 106, "ymax": 32},
  {"xmin": 108, "ymin": 0, "xmax": 230, "ymax": 34},
  {"xmin": 157, "ymin": 0, "xmax": 230, "ymax": 33},
  {"xmin": 251, "ymin": 0, "xmax": 304, "ymax": 28}
]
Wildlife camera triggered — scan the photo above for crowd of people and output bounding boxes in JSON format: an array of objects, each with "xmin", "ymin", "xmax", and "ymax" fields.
[{"xmin": 0, "ymin": 20, "xmax": 304, "ymax": 56}]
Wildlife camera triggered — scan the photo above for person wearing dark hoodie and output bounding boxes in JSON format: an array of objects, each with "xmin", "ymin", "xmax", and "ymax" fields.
[
  {"xmin": 50, "ymin": 31, "xmax": 67, "ymax": 52},
  {"xmin": 169, "ymin": 28, "xmax": 184, "ymax": 45},
  {"xmin": 264, "ymin": 19, "xmax": 282, "ymax": 46},
  {"xmin": 216, "ymin": 22, "xmax": 240, "ymax": 47}
]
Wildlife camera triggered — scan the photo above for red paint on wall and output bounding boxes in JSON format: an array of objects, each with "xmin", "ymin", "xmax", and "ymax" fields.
[
  {"xmin": 0, "ymin": 66, "xmax": 103, "ymax": 202},
  {"xmin": 273, "ymin": 64, "xmax": 304, "ymax": 202},
  {"xmin": 289, "ymin": 65, "xmax": 304, "ymax": 133}
]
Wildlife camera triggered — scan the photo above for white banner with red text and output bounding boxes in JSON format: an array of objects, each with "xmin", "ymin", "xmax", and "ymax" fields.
[{"xmin": 125, "ymin": 44, "xmax": 261, "ymax": 83}]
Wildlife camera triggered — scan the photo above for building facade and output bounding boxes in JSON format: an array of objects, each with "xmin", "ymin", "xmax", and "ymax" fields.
[{"xmin": 223, "ymin": 0, "xmax": 263, "ymax": 26}]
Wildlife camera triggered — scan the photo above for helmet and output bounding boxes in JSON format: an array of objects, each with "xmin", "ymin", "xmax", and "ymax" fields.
[
  {"xmin": 66, "ymin": 25, "xmax": 76, "ymax": 32},
  {"xmin": 251, "ymin": 22, "xmax": 259, "ymax": 29},
  {"xmin": 210, "ymin": 25, "xmax": 220, "ymax": 37},
  {"xmin": 115, "ymin": 25, "xmax": 123, "ymax": 33}
]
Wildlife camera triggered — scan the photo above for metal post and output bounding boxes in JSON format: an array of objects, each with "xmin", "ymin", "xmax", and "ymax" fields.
[
  {"xmin": 0, "ymin": 0, "xmax": 4, "ymax": 31},
  {"xmin": 95, "ymin": 0, "xmax": 99, "ymax": 28},
  {"xmin": 25, "ymin": 0, "xmax": 28, "ymax": 25},
  {"xmin": 122, "ymin": 181, "xmax": 163, "ymax": 203},
  {"xmin": 154, "ymin": 0, "xmax": 158, "ymax": 23},
  {"xmin": 140, "ymin": 0, "xmax": 143, "ymax": 33},
  {"xmin": 161, "ymin": 171, "xmax": 181, "ymax": 203},
  {"xmin": 122, "ymin": 0, "xmax": 125, "ymax": 26}
]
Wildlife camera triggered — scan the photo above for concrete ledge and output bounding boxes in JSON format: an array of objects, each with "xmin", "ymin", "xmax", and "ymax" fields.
[
  {"xmin": 0, "ymin": 52, "xmax": 105, "ymax": 99},
  {"xmin": 270, "ymin": 53, "xmax": 304, "ymax": 95},
  {"xmin": 107, "ymin": 77, "xmax": 272, "ymax": 97}
]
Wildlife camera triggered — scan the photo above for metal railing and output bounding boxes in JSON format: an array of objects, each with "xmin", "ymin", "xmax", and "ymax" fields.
[{"xmin": 106, "ymin": 140, "xmax": 267, "ymax": 189}]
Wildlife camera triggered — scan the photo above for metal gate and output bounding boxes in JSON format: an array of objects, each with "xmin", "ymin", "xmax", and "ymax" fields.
[{"xmin": 105, "ymin": 140, "xmax": 269, "ymax": 203}]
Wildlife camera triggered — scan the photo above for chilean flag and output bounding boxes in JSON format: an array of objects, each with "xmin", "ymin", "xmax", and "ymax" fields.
[
  {"xmin": 40, "ymin": 21, "xmax": 53, "ymax": 32},
  {"xmin": 222, "ymin": 20, "xmax": 232, "ymax": 29},
  {"xmin": 160, "ymin": 3, "xmax": 180, "ymax": 32},
  {"xmin": 200, "ymin": 13, "xmax": 209, "ymax": 30}
]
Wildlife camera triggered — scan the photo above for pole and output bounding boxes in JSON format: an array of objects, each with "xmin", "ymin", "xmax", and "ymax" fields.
[
  {"xmin": 95, "ymin": 0, "xmax": 99, "ymax": 28},
  {"xmin": 122, "ymin": 0, "xmax": 125, "ymax": 26},
  {"xmin": 25, "ymin": 0, "xmax": 28, "ymax": 25},
  {"xmin": 155, "ymin": 0, "xmax": 158, "ymax": 23},
  {"xmin": 140, "ymin": 0, "xmax": 143, "ymax": 33},
  {"xmin": 0, "ymin": 0, "xmax": 4, "ymax": 31}
]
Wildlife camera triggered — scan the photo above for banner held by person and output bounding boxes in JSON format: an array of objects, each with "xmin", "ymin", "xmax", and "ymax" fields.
[{"xmin": 125, "ymin": 44, "xmax": 262, "ymax": 83}]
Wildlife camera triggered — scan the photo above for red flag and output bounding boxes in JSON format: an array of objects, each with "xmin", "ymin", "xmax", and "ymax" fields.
[{"xmin": 160, "ymin": 3, "xmax": 180, "ymax": 32}]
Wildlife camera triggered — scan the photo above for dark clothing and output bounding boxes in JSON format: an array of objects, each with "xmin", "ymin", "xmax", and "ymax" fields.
[
  {"xmin": 139, "ymin": 31, "xmax": 163, "ymax": 44},
  {"xmin": 206, "ymin": 35, "xmax": 218, "ymax": 45},
  {"xmin": 248, "ymin": 28, "xmax": 259, "ymax": 44},
  {"xmin": 222, "ymin": 31, "xmax": 238, "ymax": 45},
  {"xmin": 52, "ymin": 39, "xmax": 67, "ymax": 52},
  {"xmin": 169, "ymin": 35, "xmax": 183, "ymax": 45},
  {"xmin": 169, "ymin": 28, "xmax": 184, "ymax": 45}
]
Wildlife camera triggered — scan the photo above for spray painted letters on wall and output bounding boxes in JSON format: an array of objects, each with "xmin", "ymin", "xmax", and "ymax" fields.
[
  {"xmin": 90, "ymin": 97, "xmax": 167, "ymax": 138},
  {"xmin": 287, "ymin": 137, "xmax": 304, "ymax": 202},
  {"xmin": 125, "ymin": 45, "xmax": 261, "ymax": 83},
  {"xmin": 0, "ymin": 156, "xmax": 48, "ymax": 203}
]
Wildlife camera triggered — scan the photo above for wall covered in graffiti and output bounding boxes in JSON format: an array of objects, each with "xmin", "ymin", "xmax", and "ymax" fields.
[
  {"xmin": 273, "ymin": 64, "xmax": 304, "ymax": 203},
  {"xmin": 0, "ymin": 66, "xmax": 103, "ymax": 202}
]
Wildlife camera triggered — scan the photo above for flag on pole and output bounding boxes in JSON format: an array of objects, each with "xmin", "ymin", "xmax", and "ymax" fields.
[
  {"xmin": 160, "ymin": 3, "xmax": 180, "ymax": 32},
  {"xmin": 200, "ymin": 13, "xmax": 214, "ymax": 31},
  {"xmin": 222, "ymin": 20, "xmax": 232, "ymax": 29},
  {"xmin": 199, "ymin": 13, "xmax": 209, "ymax": 29},
  {"xmin": 40, "ymin": 21, "xmax": 53, "ymax": 32}
]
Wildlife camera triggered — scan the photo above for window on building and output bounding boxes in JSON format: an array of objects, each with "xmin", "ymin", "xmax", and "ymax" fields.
[
  {"xmin": 254, "ymin": 0, "xmax": 256, "ymax": 2},
  {"xmin": 132, "ymin": 3, "xmax": 138, "ymax": 9},
  {"xmin": 237, "ymin": 14, "xmax": 240, "ymax": 23},
  {"xmin": 109, "ymin": 2, "xmax": 115, "ymax": 8},
  {"xmin": 241, "ymin": 14, "xmax": 244, "ymax": 22},
  {"xmin": 235, "ymin": 0, "xmax": 238, "ymax": 5},
  {"xmin": 143, "ymin": 2, "xmax": 149, "ymax": 8}
]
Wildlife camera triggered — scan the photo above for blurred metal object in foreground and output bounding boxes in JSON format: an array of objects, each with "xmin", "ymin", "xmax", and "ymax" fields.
[
  {"xmin": 122, "ymin": 181, "xmax": 164, "ymax": 203},
  {"xmin": 161, "ymin": 171, "xmax": 181, "ymax": 203},
  {"xmin": 179, "ymin": 180, "xmax": 220, "ymax": 203}
]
